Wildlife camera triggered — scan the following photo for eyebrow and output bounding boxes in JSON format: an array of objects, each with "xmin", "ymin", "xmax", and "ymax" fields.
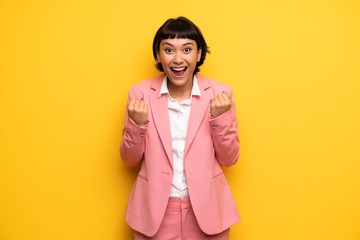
[{"xmin": 162, "ymin": 42, "xmax": 195, "ymax": 47}]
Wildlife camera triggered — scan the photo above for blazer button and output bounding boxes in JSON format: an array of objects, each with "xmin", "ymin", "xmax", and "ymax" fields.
[{"xmin": 140, "ymin": 133, "xmax": 144, "ymax": 137}]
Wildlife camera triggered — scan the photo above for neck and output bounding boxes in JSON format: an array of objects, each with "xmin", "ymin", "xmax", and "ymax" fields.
[{"xmin": 167, "ymin": 83, "xmax": 192, "ymax": 102}]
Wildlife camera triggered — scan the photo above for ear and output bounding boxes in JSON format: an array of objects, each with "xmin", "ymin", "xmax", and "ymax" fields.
[
  {"xmin": 197, "ymin": 48, "xmax": 202, "ymax": 62},
  {"xmin": 156, "ymin": 52, "xmax": 161, "ymax": 63}
]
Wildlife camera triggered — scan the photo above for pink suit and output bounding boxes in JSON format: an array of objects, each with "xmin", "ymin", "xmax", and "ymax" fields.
[{"xmin": 120, "ymin": 74, "xmax": 240, "ymax": 237}]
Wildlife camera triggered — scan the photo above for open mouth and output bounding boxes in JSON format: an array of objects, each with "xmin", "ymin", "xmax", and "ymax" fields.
[{"xmin": 171, "ymin": 67, "xmax": 187, "ymax": 77}]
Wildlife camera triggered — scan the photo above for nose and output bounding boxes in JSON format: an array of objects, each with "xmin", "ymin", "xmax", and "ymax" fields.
[{"xmin": 173, "ymin": 51, "xmax": 183, "ymax": 64}]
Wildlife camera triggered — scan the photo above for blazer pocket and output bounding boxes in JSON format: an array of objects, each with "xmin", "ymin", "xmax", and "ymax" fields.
[
  {"xmin": 137, "ymin": 173, "xmax": 149, "ymax": 182},
  {"xmin": 212, "ymin": 171, "xmax": 224, "ymax": 179}
]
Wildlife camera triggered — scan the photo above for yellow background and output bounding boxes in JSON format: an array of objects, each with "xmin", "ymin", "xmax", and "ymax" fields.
[{"xmin": 1, "ymin": 0, "xmax": 359, "ymax": 239}]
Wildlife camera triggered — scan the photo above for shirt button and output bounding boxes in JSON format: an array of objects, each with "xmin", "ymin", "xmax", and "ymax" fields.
[{"xmin": 140, "ymin": 133, "xmax": 144, "ymax": 137}]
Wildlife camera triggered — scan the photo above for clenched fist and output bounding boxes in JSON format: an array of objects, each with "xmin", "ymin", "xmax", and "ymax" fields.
[
  {"xmin": 210, "ymin": 92, "xmax": 232, "ymax": 118},
  {"xmin": 128, "ymin": 99, "xmax": 148, "ymax": 126}
]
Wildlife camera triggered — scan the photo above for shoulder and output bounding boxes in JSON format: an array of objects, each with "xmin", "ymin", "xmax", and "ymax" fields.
[
  {"xmin": 129, "ymin": 75, "xmax": 164, "ymax": 96},
  {"xmin": 196, "ymin": 74, "xmax": 232, "ymax": 94}
]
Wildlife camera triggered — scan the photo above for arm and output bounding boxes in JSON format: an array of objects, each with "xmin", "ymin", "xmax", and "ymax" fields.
[
  {"xmin": 209, "ymin": 90, "xmax": 240, "ymax": 167},
  {"xmin": 120, "ymin": 86, "xmax": 148, "ymax": 167}
]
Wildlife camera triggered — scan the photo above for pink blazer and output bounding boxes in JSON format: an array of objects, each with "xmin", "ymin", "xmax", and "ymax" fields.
[{"xmin": 120, "ymin": 74, "xmax": 240, "ymax": 237}]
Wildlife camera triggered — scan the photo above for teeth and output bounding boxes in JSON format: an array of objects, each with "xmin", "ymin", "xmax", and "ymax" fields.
[{"xmin": 172, "ymin": 67, "xmax": 186, "ymax": 71}]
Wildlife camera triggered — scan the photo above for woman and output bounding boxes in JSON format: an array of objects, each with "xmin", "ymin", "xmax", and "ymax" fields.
[{"xmin": 120, "ymin": 16, "xmax": 240, "ymax": 240}]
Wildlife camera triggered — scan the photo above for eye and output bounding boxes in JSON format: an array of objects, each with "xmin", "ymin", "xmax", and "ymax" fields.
[
  {"xmin": 183, "ymin": 47, "xmax": 192, "ymax": 53},
  {"xmin": 164, "ymin": 48, "xmax": 173, "ymax": 54}
]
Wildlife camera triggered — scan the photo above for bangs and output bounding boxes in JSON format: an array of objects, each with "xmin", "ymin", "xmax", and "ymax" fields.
[{"xmin": 159, "ymin": 20, "xmax": 198, "ymax": 40}]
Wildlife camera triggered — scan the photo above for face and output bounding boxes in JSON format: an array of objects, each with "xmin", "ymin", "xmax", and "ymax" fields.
[{"xmin": 157, "ymin": 38, "xmax": 202, "ymax": 91}]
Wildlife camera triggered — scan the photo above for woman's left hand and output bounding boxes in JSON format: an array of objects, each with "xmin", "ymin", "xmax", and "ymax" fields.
[{"xmin": 210, "ymin": 92, "xmax": 232, "ymax": 118}]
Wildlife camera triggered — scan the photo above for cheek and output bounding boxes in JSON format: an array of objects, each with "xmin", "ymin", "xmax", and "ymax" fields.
[
  {"xmin": 191, "ymin": 56, "xmax": 199, "ymax": 66},
  {"xmin": 159, "ymin": 54, "xmax": 170, "ymax": 64}
]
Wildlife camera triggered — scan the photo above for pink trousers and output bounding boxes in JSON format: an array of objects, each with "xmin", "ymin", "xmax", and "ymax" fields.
[{"xmin": 134, "ymin": 197, "xmax": 230, "ymax": 240}]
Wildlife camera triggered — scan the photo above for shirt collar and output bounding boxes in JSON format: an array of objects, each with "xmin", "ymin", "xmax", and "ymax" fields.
[{"xmin": 159, "ymin": 75, "xmax": 201, "ymax": 98}]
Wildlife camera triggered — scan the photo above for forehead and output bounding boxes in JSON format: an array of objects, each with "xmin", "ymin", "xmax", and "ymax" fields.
[{"xmin": 160, "ymin": 38, "xmax": 197, "ymax": 47}]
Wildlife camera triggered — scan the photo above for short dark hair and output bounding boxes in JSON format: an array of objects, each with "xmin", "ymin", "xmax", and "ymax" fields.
[{"xmin": 152, "ymin": 16, "xmax": 210, "ymax": 74}]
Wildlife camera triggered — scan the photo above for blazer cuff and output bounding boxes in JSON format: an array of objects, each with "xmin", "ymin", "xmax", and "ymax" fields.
[
  {"xmin": 209, "ymin": 105, "xmax": 236, "ymax": 135},
  {"xmin": 124, "ymin": 118, "xmax": 148, "ymax": 143}
]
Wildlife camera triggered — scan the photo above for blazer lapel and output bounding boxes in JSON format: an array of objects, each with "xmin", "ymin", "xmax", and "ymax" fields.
[
  {"xmin": 148, "ymin": 74, "xmax": 212, "ymax": 167},
  {"xmin": 149, "ymin": 76, "xmax": 173, "ymax": 167},
  {"xmin": 184, "ymin": 75, "xmax": 212, "ymax": 156}
]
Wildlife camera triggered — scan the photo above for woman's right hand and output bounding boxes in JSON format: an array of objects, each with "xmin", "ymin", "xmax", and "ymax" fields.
[{"xmin": 128, "ymin": 99, "xmax": 148, "ymax": 126}]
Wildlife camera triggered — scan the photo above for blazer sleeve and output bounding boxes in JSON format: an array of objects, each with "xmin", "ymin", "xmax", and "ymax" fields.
[
  {"xmin": 209, "ymin": 88, "xmax": 240, "ymax": 167},
  {"xmin": 120, "ymin": 86, "xmax": 148, "ymax": 167}
]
